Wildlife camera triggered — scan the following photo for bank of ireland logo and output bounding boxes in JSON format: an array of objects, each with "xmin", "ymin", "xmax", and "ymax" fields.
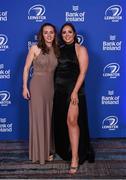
[
  {"xmin": 101, "ymin": 90, "xmax": 120, "ymax": 105},
  {"xmin": 72, "ymin": 5, "xmax": 79, "ymax": 11},
  {"xmin": 28, "ymin": 35, "xmax": 37, "ymax": 50},
  {"xmin": 0, "ymin": 64, "xmax": 11, "ymax": 79},
  {"xmin": 65, "ymin": 5, "xmax": 85, "ymax": 22},
  {"xmin": 0, "ymin": 91, "xmax": 11, "ymax": 106},
  {"xmin": 102, "ymin": 116, "xmax": 118, "ymax": 130},
  {"xmin": 28, "ymin": 4, "xmax": 46, "ymax": 22},
  {"xmin": 104, "ymin": 5, "xmax": 122, "ymax": 22},
  {"xmin": 0, "ymin": 34, "xmax": 9, "ymax": 51},
  {"xmin": 103, "ymin": 63, "xmax": 120, "ymax": 78},
  {"xmin": 0, "ymin": 11, "xmax": 8, "ymax": 21},
  {"xmin": 103, "ymin": 35, "xmax": 122, "ymax": 51},
  {"xmin": 77, "ymin": 34, "xmax": 84, "ymax": 45},
  {"xmin": 0, "ymin": 118, "xmax": 13, "ymax": 132}
]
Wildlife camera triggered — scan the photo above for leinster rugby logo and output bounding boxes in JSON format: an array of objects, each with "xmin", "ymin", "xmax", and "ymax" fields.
[
  {"xmin": 103, "ymin": 63, "xmax": 120, "ymax": 78},
  {"xmin": 0, "ymin": 34, "xmax": 8, "ymax": 51},
  {"xmin": 104, "ymin": 5, "xmax": 122, "ymax": 22},
  {"xmin": 28, "ymin": 4, "xmax": 46, "ymax": 22},
  {"xmin": 0, "ymin": 34, "xmax": 7, "ymax": 45},
  {"xmin": 102, "ymin": 116, "xmax": 118, "ymax": 130},
  {"xmin": 0, "ymin": 91, "xmax": 11, "ymax": 106},
  {"xmin": 77, "ymin": 34, "xmax": 84, "ymax": 45}
]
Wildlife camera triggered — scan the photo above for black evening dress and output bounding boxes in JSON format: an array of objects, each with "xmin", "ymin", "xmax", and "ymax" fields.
[{"xmin": 53, "ymin": 43, "xmax": 94, "ymax": 165}]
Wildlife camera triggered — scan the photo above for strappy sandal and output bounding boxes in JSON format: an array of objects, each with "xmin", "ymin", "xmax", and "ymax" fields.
[
  {"xmin": 69, "ymin": 166, "xmax": 79, "ymax": 174},
  {"xmin": 69, "ymin": 159, "xmax": 79, "ymax": 174}
]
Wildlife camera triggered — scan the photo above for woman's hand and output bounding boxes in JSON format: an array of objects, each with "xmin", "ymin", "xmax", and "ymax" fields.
[
  {"xmin": 70, "ymin": 91, "xmax": 79, "ymax": 105},
  {"xmin": 23, "ymin": 87, "xmax": 30, "ymax": 100}
]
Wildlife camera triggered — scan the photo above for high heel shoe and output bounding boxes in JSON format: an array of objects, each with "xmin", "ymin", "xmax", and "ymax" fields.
[
  {"xmin": 69, "ymin": 159, "xmax": 79, "ymax": 174},
  {"xmin": 69, "ymin": 166, "xmax": 79, "ymax": 174}
]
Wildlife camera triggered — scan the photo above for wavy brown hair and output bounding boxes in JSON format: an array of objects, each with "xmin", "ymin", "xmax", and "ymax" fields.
[{"xmin": 37, "ymin": 23, "xmax": 59, "ymax": 57}]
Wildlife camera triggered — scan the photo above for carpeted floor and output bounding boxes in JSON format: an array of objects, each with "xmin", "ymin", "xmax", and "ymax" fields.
[{"xmin": 0, "ymin": 139, "xmax": 126, "ymax": 179}]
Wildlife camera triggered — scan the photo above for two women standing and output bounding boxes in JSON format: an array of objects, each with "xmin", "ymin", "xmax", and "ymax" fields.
[{"xmin": 23, "ymin": 22, "xmax": 95, "ymax": 173}]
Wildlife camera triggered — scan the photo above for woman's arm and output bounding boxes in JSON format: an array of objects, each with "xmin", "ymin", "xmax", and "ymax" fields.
[
  {"xmin": 22, "ymin": 46, "xmax": 35, "ymax": 99},
  {"xmin": 70, "ymin": 45, "xmax": 88, "ymax": 105}
]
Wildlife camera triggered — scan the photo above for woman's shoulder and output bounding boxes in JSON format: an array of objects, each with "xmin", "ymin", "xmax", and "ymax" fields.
[
  {"xmin": 28, "ymin": 45, "xmax": 41, "ymax": 59},
  {"xmin": 30, "ymin": 44, "xmax": 41, "ymax": 55},
  {"xmin": 75, "ymin": 43, "xmax": 87, "ymax": 55},
  {"xmin": 75, "ymin": 43, "xmax": 87, "ymax": 50},
  {"xmin": 30, "ymin": 44, "xmax": 39, "ymax": 52}
]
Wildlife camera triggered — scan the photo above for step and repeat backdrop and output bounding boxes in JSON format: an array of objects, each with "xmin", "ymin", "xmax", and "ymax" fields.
[{"xmin": 0, "ymin": 0, "xmax": 126, "ymax": 140}]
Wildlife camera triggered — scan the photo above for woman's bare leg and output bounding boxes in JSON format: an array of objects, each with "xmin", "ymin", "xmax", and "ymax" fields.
[{"xmin": 67, "ymin": 102, "xmax": 79, "ymax": 173}]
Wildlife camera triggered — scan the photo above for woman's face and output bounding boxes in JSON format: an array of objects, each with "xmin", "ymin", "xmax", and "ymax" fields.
[
  {"xmin": 61, "ymin": 25, "xmax": 75, "ymax": 44},
  {"xmin": 43, "ymin": 25, "xmax": 55, "ymax": 45}
]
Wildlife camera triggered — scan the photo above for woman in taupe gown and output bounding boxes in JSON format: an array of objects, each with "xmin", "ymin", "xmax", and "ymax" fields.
[{"xmin": 23, "ymin": 23, "xmax": 58, "ymax": 164}]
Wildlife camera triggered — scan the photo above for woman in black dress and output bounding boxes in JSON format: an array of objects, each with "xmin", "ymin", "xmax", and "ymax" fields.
[{"xmin": 53, "ymin": 23, "xmax": 95, "ymax": 174}]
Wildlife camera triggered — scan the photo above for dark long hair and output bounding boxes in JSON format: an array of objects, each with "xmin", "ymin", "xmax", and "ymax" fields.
[
  {"xmin": 59, "ymin": 23, "xmax": 79, "ymax": 45},
  {"xmin": 37, "ymin": 23, "xmax": 59, "ymax": 57}
]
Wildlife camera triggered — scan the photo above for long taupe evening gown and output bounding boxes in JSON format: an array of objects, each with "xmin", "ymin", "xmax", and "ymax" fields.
[{"xmin": 29, "ymin": 48, "xmax": 57, "ymax": 164}]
